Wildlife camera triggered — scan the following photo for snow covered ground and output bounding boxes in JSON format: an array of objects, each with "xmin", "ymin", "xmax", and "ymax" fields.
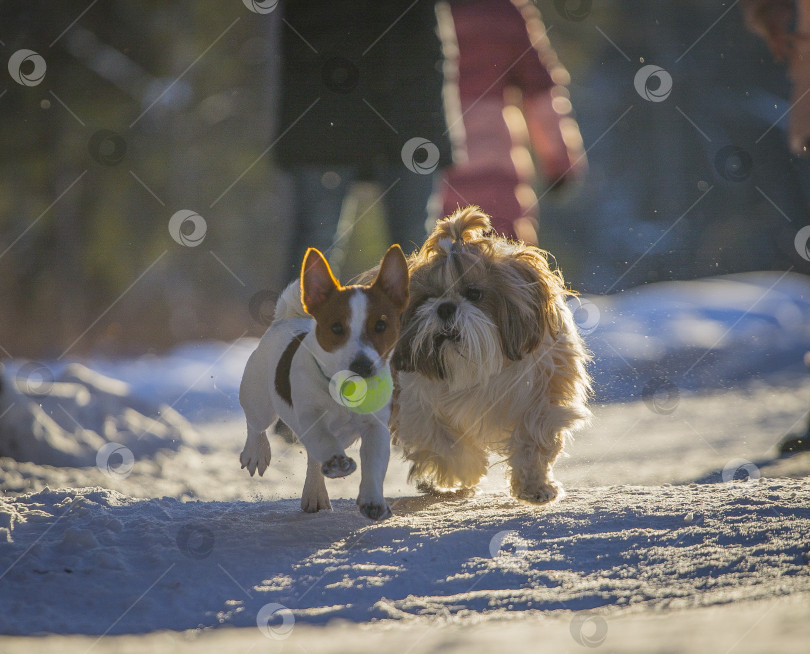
[{"xmin": 1, "ymin": 271, "xmax": 810, "ymax": 651}]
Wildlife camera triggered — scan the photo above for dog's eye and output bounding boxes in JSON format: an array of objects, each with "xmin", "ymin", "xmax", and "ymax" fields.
[
  {"xmin": 374, "ymin": 319, "xmax": 387, "ymax": 333},
  {"xmin": 330, "ymin": 322, "xmax": 344, "ymax": 335},
  {"xmin": 464, "ymin": 287, "xmax": 482, "ymax": 301}
]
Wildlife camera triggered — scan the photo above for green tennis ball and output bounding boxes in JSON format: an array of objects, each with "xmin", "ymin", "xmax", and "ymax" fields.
[{"xmin": 329, "ymin": 368, "xmax": 394, "ymax": 414}]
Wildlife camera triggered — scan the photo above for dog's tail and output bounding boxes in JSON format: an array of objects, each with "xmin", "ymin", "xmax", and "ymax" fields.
[
  {"xmin": 273, "ymin": 279, "xmax": 310, "ymax": 321},
  {"xmin": 423, "ymin": 206, "xmax": 492, "ymax": 256}
]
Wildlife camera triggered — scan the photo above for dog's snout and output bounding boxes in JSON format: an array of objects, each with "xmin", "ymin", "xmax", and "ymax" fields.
[
  {"xmin": 437, "ymin": 302, "xmax": 456, "ymax": 321},
  {"xmin": 349, "ymin": 355, "xmax": 374, "ymax": 378}
]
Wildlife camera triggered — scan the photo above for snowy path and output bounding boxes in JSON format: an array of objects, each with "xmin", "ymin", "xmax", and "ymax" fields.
[
  {"xmin": 2, "ymin": 478, "xmax": 809, "ymax": 636},
  {"xmin": 2, "ymin": 379, "xmax": 810, "ymax": 644},
  {"xmin": 2, "ymin": 271, "xmax": 810, "ymax": 650}
]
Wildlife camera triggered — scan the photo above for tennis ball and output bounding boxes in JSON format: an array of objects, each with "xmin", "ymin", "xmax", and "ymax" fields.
[{"xmin": 329, "ymin": 368, "xmax": 394, "ymax": 414}]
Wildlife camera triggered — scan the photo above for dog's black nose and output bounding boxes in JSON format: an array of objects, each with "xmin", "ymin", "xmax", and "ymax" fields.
[
  {"xmin": 437, "ymin": 302, "xmax": 456, "ymax": 321},
  {"xmin": 349, "ymin": 355, "xmax": 374, "ymax": 378}
]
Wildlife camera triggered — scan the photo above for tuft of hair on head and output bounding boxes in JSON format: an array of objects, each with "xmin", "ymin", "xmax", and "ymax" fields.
[{"xmin": 421, "ymin": 206, "xmax": 492, "ymax": 257}]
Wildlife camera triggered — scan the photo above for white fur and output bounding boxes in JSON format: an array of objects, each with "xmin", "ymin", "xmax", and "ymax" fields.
[
  {"xmin": 408, "ymin": 297, "xmax": 502, "ymax": 391},
  {"xmin": 239, "ymin": 280, "xmax": 393, "ymax": 520}
]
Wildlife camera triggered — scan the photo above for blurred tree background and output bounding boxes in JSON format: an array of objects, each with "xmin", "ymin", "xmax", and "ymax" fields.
[{"xmin": 1, "ymin": 1, "xmax": 809, "ymax": 358}]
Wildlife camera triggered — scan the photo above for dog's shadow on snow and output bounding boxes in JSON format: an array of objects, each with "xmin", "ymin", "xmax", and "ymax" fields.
[
  {"xmin": 389, "ymin": 487, "xmax": 475, "ymax": 514},
  {"xmin": 19, "ymin": 478, "xmax": 805, "ymax": 634}
]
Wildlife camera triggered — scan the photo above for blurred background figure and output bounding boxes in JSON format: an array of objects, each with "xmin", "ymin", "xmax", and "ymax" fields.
[
  {"xmin": 276, "ymin": 0, "xmax": 453, "ymax": 278},
  {"xmin": 2, "ymin": 1, "xmax": 809, "ymax": 356},
  {"xmin": 742, "ymin": 0, "xmax": 810, "ymax": 156},
  {"xmin": 441, "ymin": 0, "xmax": 586, "ymax": 244},
  {"xmin": 743, "ymin": 0, "xmax": 810, "ymax": 454}
]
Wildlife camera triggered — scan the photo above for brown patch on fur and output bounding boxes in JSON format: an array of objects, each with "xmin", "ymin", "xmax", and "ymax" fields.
[
  {"xmin": 362, "ymin": 286, "xmax": 403, "ymax": 359},
  {"xmin": 300, "ymin": 245, "xmax": 408, "ymax": 354},
  {"xmin": 275, "ymin": 332, "xmax": 306, "ymax": 406},
  {"xmin": 310, "ymin": 289, "xmax": 354, "ymax": 353},
  {"xmin": 300, "ymin": 248, "xmax": 353, "ymax": 353},
  {"xmin": 301, "ymin": 248, "xmax": 342, "ymax": 315},
  {"xmin": 363, "ymin": 244, "xmax": 409, "ymax": 359}
]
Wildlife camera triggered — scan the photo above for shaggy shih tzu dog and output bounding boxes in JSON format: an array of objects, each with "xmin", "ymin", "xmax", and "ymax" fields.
[{"xmin": 391, "ymin": 206, "xmax": 591, "ymax": 504}]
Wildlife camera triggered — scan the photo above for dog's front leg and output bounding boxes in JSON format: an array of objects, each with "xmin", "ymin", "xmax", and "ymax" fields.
[
  {"xmin": 301, "ymin": 453, "xmax": 332, "ymax": 513},
  {"xmin": 508, "ymin": 423, "xmax": 564, "ymax": 505},
  {"xmin": 240, "ymin": 424, "xmax": 272, "ymax": 477},
  {"xmin": 356, "ymin": 422, "xmax": 392, "ymax": 521}
]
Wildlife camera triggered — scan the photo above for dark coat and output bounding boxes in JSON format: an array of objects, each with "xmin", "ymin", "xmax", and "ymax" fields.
[{"xmin": 276, "ymin": 0, "xmax": 453, "ymax": 175}]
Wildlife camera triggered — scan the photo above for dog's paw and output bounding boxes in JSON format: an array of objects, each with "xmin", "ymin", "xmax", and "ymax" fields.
[
  {"xmin": 514, "ymin": 480, "xmax": 563, "ymax": 505},
  {"xmin": 301, "ymin": 490, "xmax": 332, "ymax": 513},
  {"xmin": 321, "ymin": 454, "xmax": 356, "ymax": 478},
  {"xmin": 240, "ymin": 433, "xmax": 272, "ymax": 477},
  {"xmin": 358, "ymin": 501, "xmax": 392, "ymax": 521}
]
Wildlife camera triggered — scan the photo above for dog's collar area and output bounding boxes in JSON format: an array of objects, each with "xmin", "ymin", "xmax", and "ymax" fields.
[{"xmin": 310, "ymin": 353, "xmax": 332, "ymax": 383}]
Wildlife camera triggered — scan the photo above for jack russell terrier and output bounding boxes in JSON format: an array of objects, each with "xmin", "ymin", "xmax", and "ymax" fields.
[{"xmin": 239, "ymin": 245, "xmax": 409, "ymax": 520}]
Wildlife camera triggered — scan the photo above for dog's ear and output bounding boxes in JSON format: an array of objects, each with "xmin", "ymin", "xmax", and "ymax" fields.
[
  {"xmin": 492, "ymin": 254, "xmax": 562, "ymax": 361},
  {"xmin": 372, "ymin": 244, "xmax": 409, "ymax": 310},
  {"xmin": 391, "ymin": 309, "xmax": 416, "ymax": 372},
  {"xmin": 301, "ymin": 248, "xmax": 339, "ymax": 315},
  {"xmin": 391, "ymin": 334, "xmax": 414, "ymax": 372}
]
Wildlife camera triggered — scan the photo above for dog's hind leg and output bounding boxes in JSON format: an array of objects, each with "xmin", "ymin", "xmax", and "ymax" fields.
[{"xmin": 301, "ymin": 453, "xmax": 332, "ymax": 512}]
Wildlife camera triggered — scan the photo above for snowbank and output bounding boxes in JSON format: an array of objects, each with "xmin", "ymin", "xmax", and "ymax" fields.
[
  {"xmin": 0, "ymin": 364, "xmax": 195, "ymax": 467},
  {"xmin": 583, "ymin": 271, "xmax": 810, "ymax": 401}
]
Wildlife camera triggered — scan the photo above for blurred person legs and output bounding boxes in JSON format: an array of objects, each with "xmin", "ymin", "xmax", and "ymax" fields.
[
  {"xmin": 288, "ymin": 163, "xmax": 437, "ymax": 280},
  {"xmin": 380, "ymin": 164, "xmax": 437, "ymax": 254},
  {"xmin": 286, "ymin": 166, "xmax": 355, "ymax": 279},
  {"xmin": 742, "ymin": 0, "xmax": 810, "ymax": 155},
  {"xmin": 441, "ymin": 0, "xmax": 584, "ymax": 244},
  {"xmin": 789, "ymin": 0, "xmax": 810, "ymax": 155},
  {"xmin": 443, "ymin": 169, "xmax": 522, "ymax": 238},
  {"xmin": 277, "ymin": 0, "xmax": 453, "ymax": 278}
]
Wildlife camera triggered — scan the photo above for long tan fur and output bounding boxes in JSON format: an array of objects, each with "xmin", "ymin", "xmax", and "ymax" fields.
[{"xmin": 391, "ymin": 206, "xmax": 591, "ymax": 503}]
